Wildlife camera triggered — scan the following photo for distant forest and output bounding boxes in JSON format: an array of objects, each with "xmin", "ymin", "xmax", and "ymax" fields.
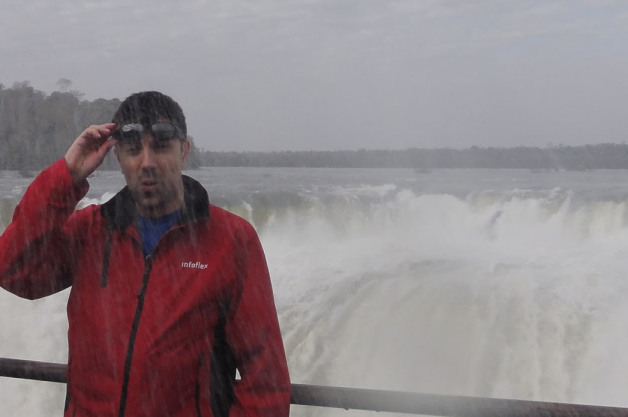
[
  {"xmin": 0, "ymin": 81, "xmax": 203, "ymax": 172},
  {"xmin": 3, "ymin": 81, "xmax": 628, "ymax": 171}
]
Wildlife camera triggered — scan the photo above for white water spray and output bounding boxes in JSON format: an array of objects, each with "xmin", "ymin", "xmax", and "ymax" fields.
[{"xmin": 3, "ymin": 168, "xmax": 628, "ymax": 416}]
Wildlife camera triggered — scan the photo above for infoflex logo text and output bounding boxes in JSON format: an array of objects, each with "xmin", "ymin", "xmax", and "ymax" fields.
[{"xmin": 182, "ymin": 261, "xmax": 208, "ymax": 270}]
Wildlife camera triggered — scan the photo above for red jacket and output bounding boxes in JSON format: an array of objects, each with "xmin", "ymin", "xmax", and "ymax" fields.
[{"xmin": 0, "ymin": 159, "xmax": 291, "ymax": 417}]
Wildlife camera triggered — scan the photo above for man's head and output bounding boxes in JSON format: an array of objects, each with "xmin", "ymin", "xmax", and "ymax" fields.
[
  {"xmin": 111, "ymin": 91, "xmax": 190, "ymax": 218},
  {"xmin": 111, "ymin": 91, "xmax": 187, "ymax": 137}
]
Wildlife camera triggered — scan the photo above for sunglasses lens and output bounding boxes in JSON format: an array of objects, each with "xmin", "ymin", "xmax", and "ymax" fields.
[
  {"xmin": 114, "ymin": 124, "xmax": 143, "ymax": 142},
  {"xmin": 151, "ymin": 123, "xmax": 179, "ymax": 142}
]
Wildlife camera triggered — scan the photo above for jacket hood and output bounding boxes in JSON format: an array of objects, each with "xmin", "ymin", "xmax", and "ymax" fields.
[{"xmin": 99, "ymin": 175, "xmax": 210, "ymax": 231}]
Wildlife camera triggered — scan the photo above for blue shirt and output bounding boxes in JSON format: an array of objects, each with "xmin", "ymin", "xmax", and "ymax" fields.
[{"xmin": 137, "ymin": 210, "xmax": 182, "ymax": 257}]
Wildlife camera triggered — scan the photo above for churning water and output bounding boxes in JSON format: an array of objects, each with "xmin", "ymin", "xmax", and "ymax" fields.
[{"xmin": 2, "ymin": 167, "xmax": 628, "ymax": 416}]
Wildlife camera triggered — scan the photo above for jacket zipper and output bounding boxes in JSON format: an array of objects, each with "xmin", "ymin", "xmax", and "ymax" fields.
[
  {"xmin": 118, "ymin": 256, "xmax": 153, "ymax": 417},
  {"xmin": 195, "ymin": 357, "xmax": 204, "ymax": 417}
]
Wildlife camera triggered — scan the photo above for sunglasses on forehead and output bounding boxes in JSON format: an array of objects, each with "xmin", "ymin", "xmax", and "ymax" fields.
[{"xmin": 112, "ymin": 122, "xmax": 185, "ymax": 143}]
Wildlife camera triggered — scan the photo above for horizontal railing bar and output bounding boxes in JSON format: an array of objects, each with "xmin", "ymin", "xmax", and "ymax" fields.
[
  {"xmin": 0, "ymin": 357, "xmax": 66, "ymax": 383},
  {"xmin": 1, "ymin": 357, "xmax": 627, "ymax": 416},
  {"xmin": 290, "ymin": 383, "xmax": 628, "ymax": 416}
]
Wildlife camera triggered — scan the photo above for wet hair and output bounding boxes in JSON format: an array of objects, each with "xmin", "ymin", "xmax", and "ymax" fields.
[{"xmin": 111, "ymin": 91, "xmax": 187, "ymax": 138}]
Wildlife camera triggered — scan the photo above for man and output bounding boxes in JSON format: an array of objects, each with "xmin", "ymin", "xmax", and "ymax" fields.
[{"xmin": 0, "ymin": 91, "xmax": 291, "ymax": 416}]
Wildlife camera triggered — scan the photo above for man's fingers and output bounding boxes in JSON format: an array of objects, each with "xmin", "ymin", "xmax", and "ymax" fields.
[
  {"xmin": 97, "ymin": 137, "xmax": 117, "ymax": 157},
  {"xmin": 79, "ymin": 124, "xmax": 117, "ymax": 150},
  {"xmin": 65, "ymin": 123, "xmax": 118, "ymax": 184},
  {"xmin": 83, "ymin": 123, "xmax": 116, "ymax": 138},
  {"xmin": 96, "ymin": 123, "xmax": 117, "ymax": 139}
]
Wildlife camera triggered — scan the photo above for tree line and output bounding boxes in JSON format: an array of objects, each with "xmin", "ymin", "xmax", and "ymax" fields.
[
  {"xmin": 199, "ymin": 144, "xmax": 628, "ymax": 170},
  {"xmin": 0, "ymin": 81, "xmax": 202, "ymax": 173},
  {"xmin": 2, "ymin": 81, "xmax": 628, "ymax": 171}
]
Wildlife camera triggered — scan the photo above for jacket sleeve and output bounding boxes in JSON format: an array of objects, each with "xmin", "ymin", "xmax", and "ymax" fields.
[
  {"xmin": 225, "ymin": 224, "xmax": 291, "ymax": 417},
  {"xmin": 0, "ymin": 158, "xmax": 89, "ymax": 299}
]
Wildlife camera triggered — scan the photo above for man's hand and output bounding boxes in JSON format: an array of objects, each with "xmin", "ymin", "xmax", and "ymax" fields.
[{"xmin": 64, "ymin": 123, "xmax": 117, "ymax": 184}]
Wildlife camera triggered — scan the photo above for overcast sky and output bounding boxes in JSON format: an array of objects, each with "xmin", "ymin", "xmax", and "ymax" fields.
[{"xmin": 3, "ymin": 0, "xmax": 628, "ymax": 152}]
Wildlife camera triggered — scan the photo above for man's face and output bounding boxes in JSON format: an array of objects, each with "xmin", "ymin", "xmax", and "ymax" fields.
[{"xmin": 114, "ymin": 121, "xmax": 190, "ymax": 217}]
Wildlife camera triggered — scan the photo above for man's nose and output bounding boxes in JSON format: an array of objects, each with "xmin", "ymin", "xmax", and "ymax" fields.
[{"xmin": 139, "ymin": 136, "xmax": 156, "ymax": 168}]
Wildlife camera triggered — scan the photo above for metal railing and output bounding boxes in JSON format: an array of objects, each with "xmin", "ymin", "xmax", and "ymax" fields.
[{"xmin": 1, "ymin": 357, "xmax": 627, "ymax": 416}]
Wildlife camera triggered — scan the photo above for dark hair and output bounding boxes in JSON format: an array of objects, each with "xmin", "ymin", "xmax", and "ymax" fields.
[{"xmin": 111, "ymin": 91, "xmax": 187, "ymax": 138}]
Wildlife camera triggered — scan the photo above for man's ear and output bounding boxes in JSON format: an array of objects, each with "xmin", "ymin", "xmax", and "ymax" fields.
[
  {"xmin": 113, "ymin": 146, "xmax": 120, "ymax": 162},
  {"xmin": 181, "ymin": 140, "xmax": 191, "ymax": 164}
]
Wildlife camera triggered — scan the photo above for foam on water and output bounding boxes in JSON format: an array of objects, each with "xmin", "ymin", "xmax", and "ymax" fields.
[{"xmin": 260, "ymin": 185, "xmax": 628, "ymax": 415}]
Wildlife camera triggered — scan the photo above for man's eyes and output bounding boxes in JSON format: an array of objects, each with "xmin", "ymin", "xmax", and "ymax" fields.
[
  {"xmin": 123, "ymin": 144, "xmax": 142, "ymax": 154},
  {"xmin": 153, "ymin": 141, "xmax": 172, "ymax": 150},
  {"xmin": 122, "ymin": 141, "xmax": 171, "ymax": 154}
]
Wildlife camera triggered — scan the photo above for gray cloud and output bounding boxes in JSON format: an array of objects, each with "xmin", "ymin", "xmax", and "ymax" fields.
[{"xmin": 2, "ymin": 0, "xmax": 628, "ymax": 151}]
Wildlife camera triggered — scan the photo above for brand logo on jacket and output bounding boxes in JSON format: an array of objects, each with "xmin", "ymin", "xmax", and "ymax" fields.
[{"xmin": 181, "ymin": 261, "xmax": 208, "ymax": 269}]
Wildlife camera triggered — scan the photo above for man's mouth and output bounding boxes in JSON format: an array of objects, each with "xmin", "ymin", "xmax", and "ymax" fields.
[{"xmin": 140, "ymin": 179, "xmax": 158, "ymax": 192}]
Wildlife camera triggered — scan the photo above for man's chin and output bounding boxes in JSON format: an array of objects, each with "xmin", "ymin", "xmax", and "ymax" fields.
[
  {"xmin": 135, "ymin": 195, "xmax": 163, "ymax": 216},
  {"xmin": 130, "ymin": 187, "xmax": 180, "ymax": 217}
]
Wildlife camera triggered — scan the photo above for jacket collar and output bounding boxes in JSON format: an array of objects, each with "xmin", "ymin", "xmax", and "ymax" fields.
[{"xmin": 100, "ymin": 175, "xmax": 210, "ymax": 231}]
